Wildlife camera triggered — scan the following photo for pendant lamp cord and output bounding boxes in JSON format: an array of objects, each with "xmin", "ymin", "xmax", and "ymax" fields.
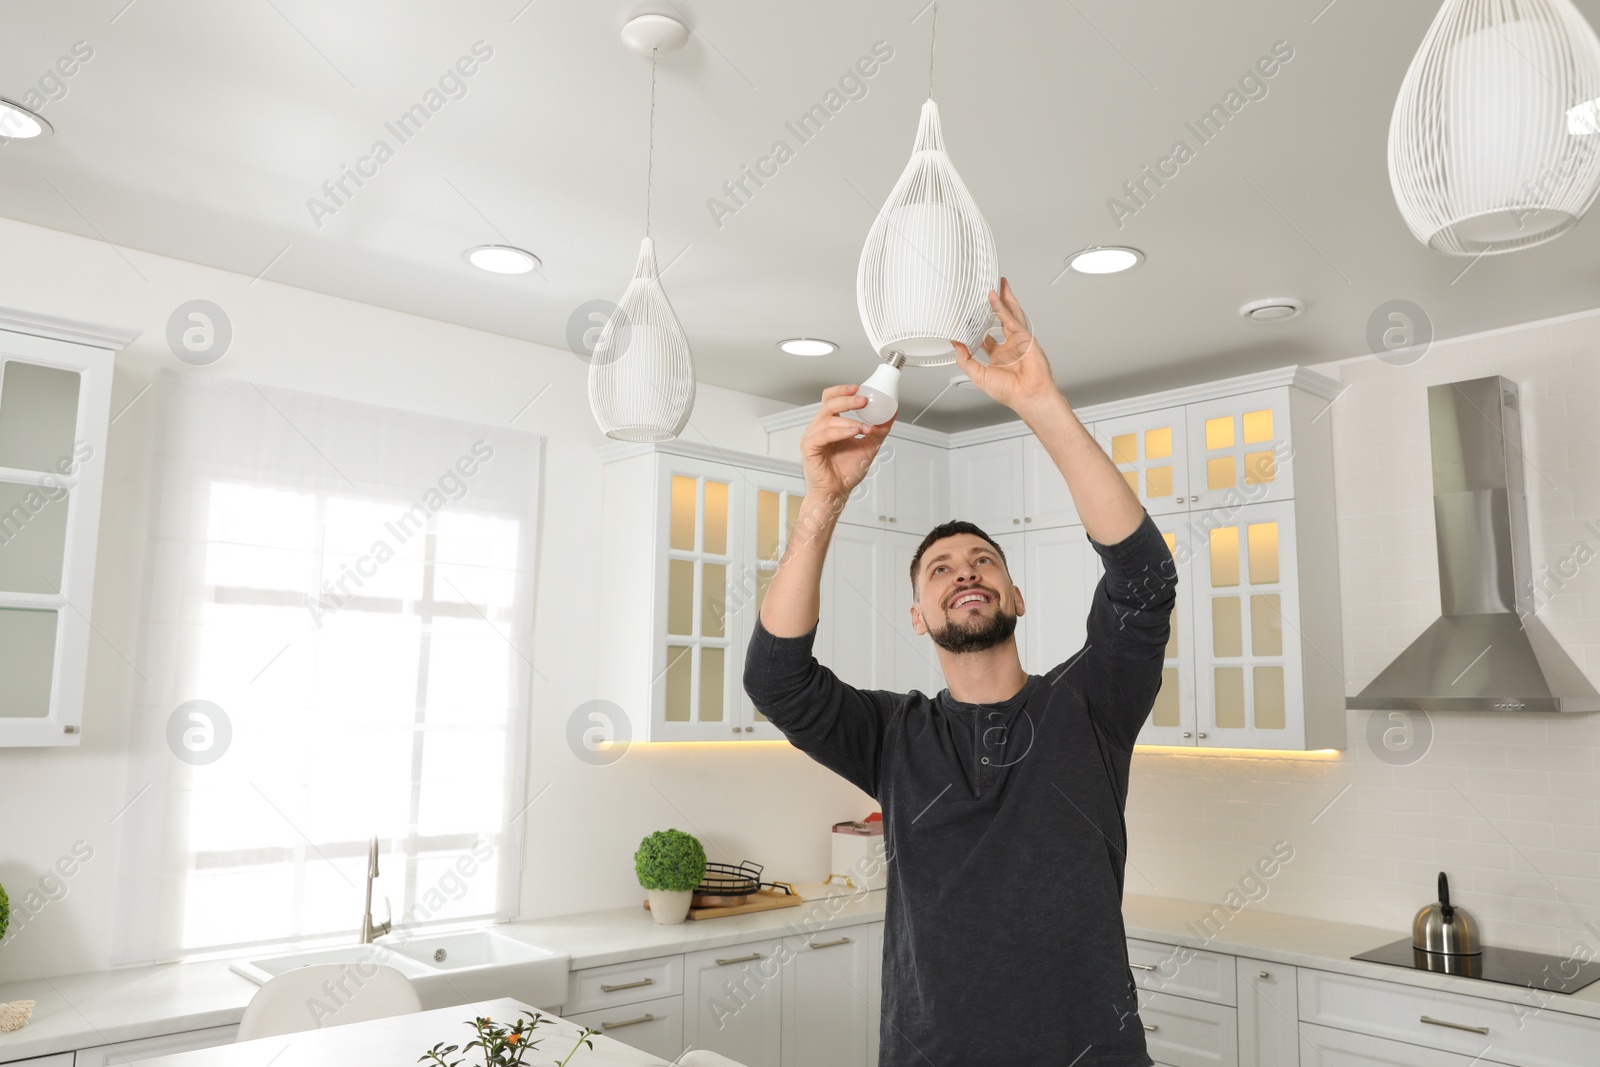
[
  {"xmin": 646, "ymin": 48, "xmax": 658, "ymax": 239},
  {"xmin": 928, "ymin": 2, "xmax": 937, "ymax": 99}
]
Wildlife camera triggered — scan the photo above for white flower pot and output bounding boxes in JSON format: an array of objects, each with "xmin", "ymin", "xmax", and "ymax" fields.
[{"xmin": 647, "ymin": 888, "xmax": 693, "ymax": 924}]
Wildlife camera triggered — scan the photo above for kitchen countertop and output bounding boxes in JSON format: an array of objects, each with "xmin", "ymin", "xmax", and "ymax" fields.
[{"xmin": 4, "ymin": 890, "xmax": 1598, "ymax": 1062}]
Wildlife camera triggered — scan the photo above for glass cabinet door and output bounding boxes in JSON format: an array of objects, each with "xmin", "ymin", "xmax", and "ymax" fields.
[
  {"xmin": 741, "ymin": 472, "xmax": 806, "ymax": 739},
  {"xmin": 0, "ymin": 332, "xmax": 114, "ymax": 748},
  {"xmin": 1094, "ymin": 408, "xmax": 1191, "ymax": 516},
  {"xmin": 1190, "ymin": 500, "xmax": 1304, "ymax": 750},
  {"xmin": 1184, "ymin": 390, "xmax": 1295, "ymax": 512},
  {"xmin": 1135, "ymin": 516, "xmax": 1198, "ymax": 747},
  {"xmin": 655, "ymin": 460, "xmax": 742, "ymax": 741}
]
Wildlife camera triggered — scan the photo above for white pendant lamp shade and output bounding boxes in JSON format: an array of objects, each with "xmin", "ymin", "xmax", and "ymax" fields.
[
  {"xmin": 858, "ymin": 100, "xmax": 999, "ymax": 366},
  {"xmin": 588, "ymin": 237, "xmax": 695, "ymax": 442},
  {"xmin": 1388, "ymin": 0, "xmax": 1600, "ymax": 255}
]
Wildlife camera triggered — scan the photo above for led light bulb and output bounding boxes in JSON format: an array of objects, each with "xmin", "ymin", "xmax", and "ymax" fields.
[{"xmin": 855, "ymin": 351, "xmax": 905, "ymax": 425}]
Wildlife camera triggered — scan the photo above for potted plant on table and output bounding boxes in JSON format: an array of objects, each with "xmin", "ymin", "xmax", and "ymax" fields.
[{"xmin": 635, "ymin": 828, "xmax": 706, "ymax": 925}]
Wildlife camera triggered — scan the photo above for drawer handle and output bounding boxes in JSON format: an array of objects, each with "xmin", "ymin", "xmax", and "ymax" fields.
[
  {"xmin": 1258, "ymin": 970, "xmax": 1270, "ymax": 979},
  {"xmin": 1420, "ymin": 1015, "xmax": 1490, "ymax": 1036},
  {"xmin": 715, "ymin": 952, "xmax": 763, "ymax": 966},
  {"xmin": 599, "ymin": 977, "xmax": 655, "ymax": 993},
  {"xmin": 1130, "ymin": 962, "xmax": 1157, "ymax": 971},
  {"xmin": 809, "ymin": 937, "xmax": 852, "ymax": 950},
  {"xmin": 601, "ymin": 1013, "xmax": 655, "ymax": 1031},
  {"xmin": 1143, "ymin": 1022, "xmax": 1158, "ymax": 1032}
]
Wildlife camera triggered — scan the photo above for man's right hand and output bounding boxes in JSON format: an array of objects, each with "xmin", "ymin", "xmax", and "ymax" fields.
[{"xmin": 800, "ymin": 384, "xmax": 895, "ymax": 507}]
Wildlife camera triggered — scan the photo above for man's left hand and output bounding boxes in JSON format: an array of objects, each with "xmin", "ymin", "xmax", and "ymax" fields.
[{"xmin": 952, "ymin": 278, "xmax": 1062, "ymax": 415}]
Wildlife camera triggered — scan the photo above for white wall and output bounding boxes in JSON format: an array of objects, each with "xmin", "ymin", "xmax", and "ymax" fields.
[
  {"xmin": 1126, "ymin": 315, "xmax": 1600, "ymax": 956},
  {"xmin": 0, "ymin": 217, "xmax": 872, "ymax": 983}
]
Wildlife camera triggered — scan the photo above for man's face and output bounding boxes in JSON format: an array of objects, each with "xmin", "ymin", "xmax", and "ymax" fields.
[{"xmin": 911, "ymin": 533, "xmax": 1024, "ymax": 654}]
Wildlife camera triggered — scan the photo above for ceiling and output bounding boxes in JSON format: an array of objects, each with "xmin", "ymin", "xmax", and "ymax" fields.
[{"xmin": 4, "ymin": 0, "xmax": 1600, "ymax": 430}]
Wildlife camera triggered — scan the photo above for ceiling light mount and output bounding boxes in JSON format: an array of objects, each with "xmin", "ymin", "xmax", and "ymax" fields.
[
  {"xmin": 1066, "ymin": 246, "xmax": 1144, "ymax": 274},
  {"xmin": 0, "ymin": 97, "xmax": 52, "ymax": 140},
  {"xmin": 1239, "ymin": 297, "xmax": 1305, "ymax": 322},
  {"xmin": 621, "ymin": 14, "xmax": 689, "ymax": 56},
  {"xmin": 463, "ymin": 245, "xmax": 540, "ymax": 275},
  {"xmin": 777, "ymin": 338, "xmax": 838, "ymax": 357}
]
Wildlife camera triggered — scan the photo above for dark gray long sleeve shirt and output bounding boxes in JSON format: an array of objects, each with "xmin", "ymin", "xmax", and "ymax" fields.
[{"xmin": 743, "ymin": 510, "xmax": 1176, "ymax": 1066}]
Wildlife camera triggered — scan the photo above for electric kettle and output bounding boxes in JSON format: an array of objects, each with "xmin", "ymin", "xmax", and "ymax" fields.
[{"xmin": 1412, "ymin": 871, "xmax": 1480, "ymax": 955}]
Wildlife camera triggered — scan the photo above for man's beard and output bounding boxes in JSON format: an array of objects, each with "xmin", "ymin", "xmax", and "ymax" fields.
[{"xmin": 929, "ymin": 607, "xmax": 1018, "ymax": 654}]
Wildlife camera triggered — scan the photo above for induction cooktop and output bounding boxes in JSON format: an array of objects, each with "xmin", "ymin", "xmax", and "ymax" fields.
[{"xmin": 1352, "ymin": 937, "xmax": 1600, "ymax": 994}]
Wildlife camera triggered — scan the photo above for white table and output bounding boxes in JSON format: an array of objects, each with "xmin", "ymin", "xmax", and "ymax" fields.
[{"xmin": 127, "ymin": 998, "xmax": 674, "ymax": 1067}]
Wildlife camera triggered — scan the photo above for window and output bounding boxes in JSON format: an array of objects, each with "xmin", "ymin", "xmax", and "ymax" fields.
[{"xmin": 113, "ymin": 374, "xmax": 540, "ymax": 963}]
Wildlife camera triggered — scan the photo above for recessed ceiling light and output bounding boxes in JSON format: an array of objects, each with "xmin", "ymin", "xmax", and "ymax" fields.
[
  {"xmin": 0, "ymin": 98, "xmax": 51, "ymax": 140},
  {"xmin": 463, "ymin": 245, "xmax": 540, "ymax": 274},
  {"xmin": 1239, "ymin": 297, "xmax": 1305, "ymax": 322},
  {"xmin": 1066, "ymin": 246, "xmax": 1143, "ymax": 274},
  {"xmin": 777, "ymin": 338, "xmax": 837, "ymax": 357}
]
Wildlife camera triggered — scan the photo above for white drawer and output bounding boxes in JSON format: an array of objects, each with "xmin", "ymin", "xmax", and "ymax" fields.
[
  {"xmin": 1299, "ymin": 1020, "xmax": 1512, "ymax": 1066},
  {"xmin": 1137, "ymin": 990, "xmax": 1238, "ymax": 1067},
  {"xmin": 566, "ymin": 953, "xmax": 684, "ymax": 1014},
  {"xmin": 1128, "ymin": 938, "xmax": 1237, "ymax": 1007},
  {"xmin": 74, "ymin": 1025, "xmax": 239, "ymax": 1065},
  {"xmin": 1299, "ymin": 967, "xmax": 1600, "ymax": 1067},
  {"xmin": 567, "ymin": 994, "xmax": 684, "ymax": 1063}
]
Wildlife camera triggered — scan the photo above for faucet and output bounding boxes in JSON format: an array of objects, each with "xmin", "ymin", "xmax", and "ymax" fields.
[{"xmin": 360, "ymin": 835, "xmax": 391, "ymax": 944}]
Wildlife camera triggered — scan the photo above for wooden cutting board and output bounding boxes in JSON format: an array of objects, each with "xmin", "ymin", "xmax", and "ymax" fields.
[{"xmin": 644, "ymin": 886, "xmax": 803, "ymax": 920}]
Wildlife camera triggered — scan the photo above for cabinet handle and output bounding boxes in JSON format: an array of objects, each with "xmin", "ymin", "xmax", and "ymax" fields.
[
  {"xmin": 878, "ymin": 515, "xmax": 887, "ymax": 522},
  {"xmin": 1181, "ymin": 732, "xmax": 1192, "ymax": 739},
  {"xmin": 600, "ymin": 1013, "xmax": 655, "ymax": 1030},
  {"xmin": 1129, "ymin": 962, "xmax": 1157, "ymax": 971},
  {"xmin": 809, "ymin": 936, "xmax": 852, "ymax": 949},
  {"xmin": 1175, "ymin": 496, "xmax": 1183, "ymax": 504},
  {"xmin": 1143, "ymin": 1023, "xmax": 1158, "ymax": 1032},
  {"xmin": 889, "ymin": 517, "xmax": 897, "ymax": 523},
  {"xmin": 715, "ymin": 952, "xmax": 763, "ymax": 966},
  {"xmin": 1197, "ymin": 732, "xmax": 1207, "ymax": 739},
  {"xmin": 731, "ymin": 727, "xmax": 740, "ymax": 734},
  {"xmin": 1258, "ymin": 971, "xmax": 1269, "ymax": 979},
  {"xmin": 600, "ymin": 977, "xmax": 655, "ymax": 993},
  {"xmin": 1420, "ymin": 1015, "xmax": 1489, "ymax": 1035},
  {"xmin": 1012, "ymin": 518, "xmax": 1021, "ymax": 525},
  {"xmin": 1189, "ymin": 495, "xmax": 1198, "ymax": 502},
  {"xmin": 744, "ymin": 726, "xmax": 753, "ymax": 732}
]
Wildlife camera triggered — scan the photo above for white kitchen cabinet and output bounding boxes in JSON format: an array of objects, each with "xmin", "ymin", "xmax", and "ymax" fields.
[
  {"xmin": 1135, "ymin": 517, "xmax": 1199, "ymax": 748},
  {"xmin": 1235, "ymin": 957, "xmax": 1297, "ymax": 1067},
  {"xmin": 0, "ymin": 1055, "xmax": 73, "ymax": 1067},
  {"xmin": 1095, "ymin": 406, "xmax": 1191, "ymax": 517},
  {"xmin": 780, "ymin": 928, "xmax": 869, "ymax": 1067},
  {"xmin": 1183, "ymin": 390, "xmax": 1295, "ymax": 513},
  {"xmin": 1136, "ymin": 989, "xmax": 1238, "ymax": 1066},
  {"xmin": 0, "ymin": 318, "xmax": 125, "ymax": 747},
  {"xmin": 597, "ymin": 444, "xmax": 808, "ymax": 741},
  {"xmin": 841, "ymin": 433, "xmax": 949, "ymax": 533},
  {"xmin": 818, "ymin": 526, "xmax": 943, "ymax": 698},
  {"xmin": 682, "ymin": 938, "xmax": 786, "ymax": 1067},
  {"xmin": 1298, "ymin": 1022, "xmax": 1505, "ymax": 1067},
  {"xmin": 1018, "ymin": 524, "xmax": 1100, "ymax": 679},
  {"xmin": 567, "ymin": 994, "xmax": 685, "ymax": 1062},
  {"xmin": 949, "ymin": 430, "xmax": 1088, "ymax": 533},
  {"xmin": 565, "ymin": 954, "xmax": 684, "ymax": 1015},
  {"xmin": 73, "ymin": 1025, "xmax": 239, "ymax": 1065},
  {"xmin": 949, "ymin": 437, "xmax": 1027, "ymax": 532}
]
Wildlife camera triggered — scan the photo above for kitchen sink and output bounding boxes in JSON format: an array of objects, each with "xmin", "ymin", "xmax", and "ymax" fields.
[{"xmin": 229, "ymin": 930, "xmax": 570, "ymax": 1011}]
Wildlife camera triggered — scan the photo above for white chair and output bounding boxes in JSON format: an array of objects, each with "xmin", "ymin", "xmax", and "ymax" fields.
[
  {"xmin": 236, "ymin": 963, "xmax": 422, "ymax": 1042},
  {"xmin": 678, "ymin": 1052, "xmax": 750, "ymax": 1067}
]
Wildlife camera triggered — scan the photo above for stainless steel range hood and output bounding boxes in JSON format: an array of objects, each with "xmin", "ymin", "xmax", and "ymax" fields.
[{"xmin": 1349, "ymin": 376, "xmax": 1600, "ymax": 713}]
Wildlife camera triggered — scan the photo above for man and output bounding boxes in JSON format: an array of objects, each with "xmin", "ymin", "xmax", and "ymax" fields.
[{"xmin": 743, "ymin": 280, "xmax": 1175, "ymax": 1066}]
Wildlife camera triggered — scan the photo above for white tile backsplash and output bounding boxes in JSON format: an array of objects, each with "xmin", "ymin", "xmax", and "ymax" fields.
[{"xmin": 1128, "ymin": 308, "xmax": 1600, "ymax": 956}]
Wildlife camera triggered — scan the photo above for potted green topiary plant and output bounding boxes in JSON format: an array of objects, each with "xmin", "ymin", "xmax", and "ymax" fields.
[{"xmin": 634, "ymin": 829, "xmax": 706, "ymax": 925}]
